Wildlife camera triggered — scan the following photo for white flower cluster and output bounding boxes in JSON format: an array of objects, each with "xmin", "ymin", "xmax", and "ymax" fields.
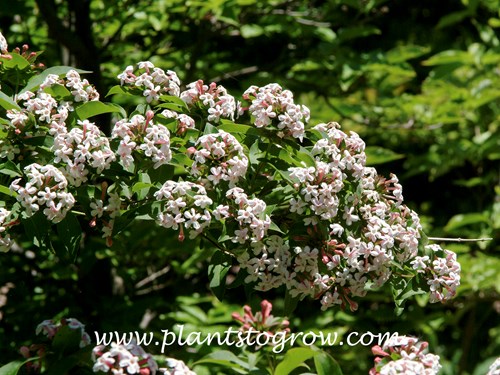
[
  {"xmin": 238, "ymin": 122, "xmax": 422, "ymax": 310},
  {"xmin": 161, "ymin": 109, "xmax": 196, "ymax": 134},
  {"xmin": 154, "ymin": 181, "xmax": 213, "ymax": 240},
  {"xmin": 18, "ymin": 90, "xmax": 58, "ymax": 124},
  {"xmin": 188, "ymin": 130, "xmax": 248, "ymax": 187},
  {"xmin": 411, "ymin": 244, "xmax": 461, "ymax": 303},
  {"xmin": 0, "ymin": 31, "xmax": 8, "ymax": 54},
  {"xmin": 371, "ymin": 336, "xmax": 441, "ymax": 375},
  {"xmin": 159, "ymin": 358, "xmax": 197, "ymax": 375},
  {"xmin": 1, "ymin": 69, "xmax": 98, "ymax": 160},
  {"xmin": 0, "ymin": 208, "xmax": 13, "ymax": 251},
  {"xmin": 180, "ymin": 80, "xmax": 236, "ymax": 122},
  {"xmin": 92, "ymin": 341, "xmax": 158, "ymax": 374},
  {"xmin": 90, "ymin": 191, "xmax": 122, "ymax": 241},
  {"xmin": 118, "ymin": 61, "xmax": 181, "ymax": 102},
  {"xmin": 65, "ymin": 69, "xmax": 101, "ymax": 102},
  {"xmin": 241, "ymin": 83, "xmax": 310, "ymax": 141},
  {"xmin": 225, "ymin": 187, "xmax": 271, "ymax": 243},
  {"xmin": 112, "ymin": 112, "xmax": 172, "ymax": 169},
  {"xmin": 36, "ymin": 318, "xmax": 91, "ymax": 348},
  {"xmin": 10, "ymin": 163, "xmax": 75, "ymax": 223},
  {"xmin": 51, "ymin": 119, "xmax": 115, "ymax": 186}
]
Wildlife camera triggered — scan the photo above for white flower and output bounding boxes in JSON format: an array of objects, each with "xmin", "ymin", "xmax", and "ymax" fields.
[{"xmin": 0, "ymin": 32, "xmax": 8, "ymax": 53}]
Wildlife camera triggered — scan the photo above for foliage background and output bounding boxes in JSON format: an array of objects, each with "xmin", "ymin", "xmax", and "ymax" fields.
[{"xmin": 0, "ymin": 0, "xmax": 498, "ymax": 373}]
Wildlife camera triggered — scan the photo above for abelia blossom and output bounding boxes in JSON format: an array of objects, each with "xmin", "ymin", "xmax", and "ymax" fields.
[
  {"xmin": 65, "ymin": 69, "xmax": 100, "ymax": 102},
  {"xmin": 154, "ymin": 181, "xmax": 212, "ymax": 240},
  {"xmin": 51, "ymin": 119, "xmax": 115, "ymax": 186},
  {"xmin": 188, "ymin": 130, "xmax": 248, "ymax": 187},
  {"xmin": 370, "ymin": 336, "xmax": 441, "ymax": 375},
  {"xmin": 225, "ymin": 187, "xmax": 270, "ymax": 243},
  {"xmin": 411, "ymin": 244, "xmax": 461, "ymax": 303},
  {"xmin": 0, "ymin": 32, "xmax": 8, "ymax": 54},
  {"xmin": 118, "ymin": 61, "xmax": 180, "ymax": 99},
  {"xmin": 112, "ymin": 112, "xmax": 172, "ymax": 169},
  {"xmin": 159, "ymin": 358, "xmax": 196, "ymax": 375},
  {"xmin": 180, "ymin": 80, "xmax": 236, "ymax": 122},
  {"xmin": 92, "ymin": 340, "xmax": 158, "ymax": 375},
  {"xmin": 241, "ymin": 83, "xmax": 310, "ymax": 141},
  {"xmin": 161, "ymin": 109, "xmax": 196, "ymax": 134},
  {"xmin": 0, "ymin": 208, "xmax": 13, "ymax": 251},
  {"xmin": 10, "ymin": 164, "xmax": 75, "ymax": 223}
]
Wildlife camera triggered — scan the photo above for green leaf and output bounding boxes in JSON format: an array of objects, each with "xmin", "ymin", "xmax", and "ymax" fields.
[
  {"xmin": 131, "ymin": 182, "xmax": 155, "ymax": 193},
  {"xmin": 386, "ymin": 45, "xmax": 431, "ymax": 63},
  {"xmin": 20, "ymin": 66, "xmax": 92, "ymax": 94},
  {"xmin": 208, "ymin": 251, "xmax": 232, "ymax": 300},
  {"xmin": 0, "ymin": 91, "xmax": 21, "ymax": 111},
  {"xmin": 365, "ymin": 146, "xmax": 404, "ymax": 165},
  {"xmin": 315, "ymin": 27, "xmax": 337, "ymax": 43},
  {"xmin": 0, "ymin": 358, "xmax": 39, "ymax": 375},
  {"xmin": 274, "ymin": 347, "xmax": 315, "ymax": 375},
  {"xmin": 56, "ymin": 212, "xmax": 82, "ymax": 261},
  {"xmin": 284, "ymin": 289, "xmax": 299, "ymax": 316},
  {"xmin": 106, "ymin": 85, "xmax": 131, "ymax": 97},
  {"xmin": 422, "ymin": 50, "xmax": 473, "ymax": 66},
  {"xmin": 159, "ymin": 95, "xmax": 188, "ymax": 109},
  {"xmin": 444, "ymin": 212, "xmax": 490, "ymax": 232},
  {"xmin": 51, "ymin": 325, "xmax": 82, "ymax": 354},
  {"xmin": 337, "ymin": 26, "xmax": 381, "ymax": 42},
  {"xmin": 218, "ymin": 121, "xmax": 261, "ymax": 136},
  {"xmin": 0, "ymin": 185, "xmax": 15, "ymax": 197},
  {"xmin": 314, "ymin": 351, "xmax": 344, "ymax": 375},
  {"xmin": 75, "ymin": 101, "xmax": 125, "ymax": 120},
  {"xmin": 22, "ymin": 211, "xmax": 51, "ymax": 247},
  {"xmin": 0, "ymin": 161, "xmax": 22, "ymax": 177},
  {"xmin": 43, "ymin": 84, "xmax": 71, "ymax": 99},
  {"xmin": 436, "ymin": 10, "xmax": 472, "ymax": 29},
  {"xmin": 195, "ymin": 350, "xmax": 248, "ymax": 372},
  {"xmin": 2, "ymin": 53, "xmax": 30, "ymax": 70},
  {"xmin": 240, "ymin": 24, "xmax": 264, "ymax": 38}
]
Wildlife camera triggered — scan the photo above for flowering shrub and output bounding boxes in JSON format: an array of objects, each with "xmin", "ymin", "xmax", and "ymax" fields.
[
  {"xmin": 0, "ymin": 32, "xmax": 460, "ymax": 313},
  {"xmin": 0, "ymin": 32, "xmax": 464, "ymax": 374}
]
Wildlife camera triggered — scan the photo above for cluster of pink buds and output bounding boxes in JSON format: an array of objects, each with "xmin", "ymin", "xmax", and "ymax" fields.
[
  {"xmin": 370, "ymin": 336, "xmax": 441, "ymax": 375},
  {"xmin": 92, "ymin": 340, "xmax": 158, "ymax": 375},
  {"xmin": 232, "ymin": 300, "xmax": 290, "ymax": 346}
]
